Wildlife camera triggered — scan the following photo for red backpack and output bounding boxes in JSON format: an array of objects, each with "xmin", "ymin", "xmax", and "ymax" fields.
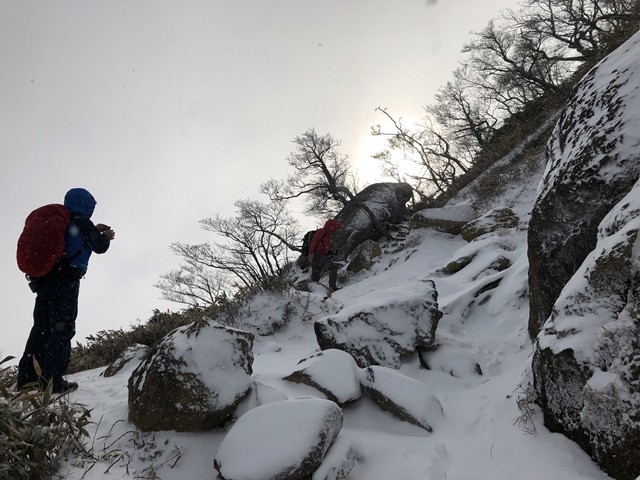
[{"xmin": 17, "ymin": 204, "xmax": 71, "ymax": 278}]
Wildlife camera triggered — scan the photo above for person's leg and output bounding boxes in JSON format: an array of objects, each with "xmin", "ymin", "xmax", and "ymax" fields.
[
  {"xmin": 17, "ymin": 300, "xmax": 50, "ymax": 388},
  {"xmin": 328, "ymin": 261, "xmax": 339, "ymax": 290},
  {"xmin": 40, "ymin": 272, "xmax": 80, "ymax": 391},
  {"xmin": 311, "ymin": 255, "xmax": 324, "ymax": 282}
]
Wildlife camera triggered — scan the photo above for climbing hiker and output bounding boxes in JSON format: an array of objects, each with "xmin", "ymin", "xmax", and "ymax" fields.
[{"xmin": 308, "ymin": 219, "xmax": 341, "ymax": 290}]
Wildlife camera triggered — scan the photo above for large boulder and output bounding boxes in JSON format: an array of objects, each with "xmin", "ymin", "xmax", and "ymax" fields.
[
  {"xmin": 527, "ymin": 30, "xmax": 640, "ymax": 340},
  {"xmin": 128, "ymin": 320, "xmax": 254, "ymax": 432},
  {"xmin": 534, "ymin": 178, "xmax": 640, "ymax": 480},
  {"xmin": 333, "ymin": 182, "xmax": 412, "ymax": 260},
  {"xmin": 359, "ymin": 366, "xmax": 443, "ymax": 432},
  {"xmin": 409, "ymin": 201, "xmax": 475, "ymax": 235},
  {"xmin": 314, "ymin": 279, "xmax": 442, "ymax": 368},
  {"xmin": 531, "ymin": 31, "xmax": 640, "ymax": 480},
  {"xmin": 283, "ymin": 349, "xmax": 362, "ymax": 406},
  {"xmin": 214, "ymin": 399, "xmax": 344, "ymax": 480}
]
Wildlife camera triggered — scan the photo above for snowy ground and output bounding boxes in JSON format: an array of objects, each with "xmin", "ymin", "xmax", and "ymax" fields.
[{"xmin": 60, "ymin": 162, "xmax": 613, "ymax": 480}]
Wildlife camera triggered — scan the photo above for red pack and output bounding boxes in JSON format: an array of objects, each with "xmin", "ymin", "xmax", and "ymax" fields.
[{"xmin": 16, "ymin": 204, "xmax": 71, "ymax": 278}]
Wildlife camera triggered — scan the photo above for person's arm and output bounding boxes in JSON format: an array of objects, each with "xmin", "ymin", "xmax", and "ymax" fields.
[{"xmin": 73, "ymin": 215, "xmax": 114, "ymax": 254}]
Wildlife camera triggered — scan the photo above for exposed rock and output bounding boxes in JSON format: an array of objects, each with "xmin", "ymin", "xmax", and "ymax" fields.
[
  {"xmin": 102, "ymin": 344, "xmax": 148, "ymax": 378},
  {"xmin": 461, "ymin": 206, "xmax": 519, "ymax": 242},
  {"xmin": 312, "ymin": 436, "xmax": 358, "ymax": 480},
  {"xmin": 534, "ymin": 177, "xmax": 640, "ymax": 480},
  {"xmin": 214, "ymin": 399, "xmax": 343, "ymax": 480},
  {"xmin": 283, "ymin": 349, "xmax": 362, "ymax": 406},
  {"xmin": 346, "ymin": 239, "xmax": 382, "ymax": 273},
  {"xmin": 409, "ymin": 201, "xmax": 475, "ymax": 235},
  {"xmin": 359, "ymin": 366, "xmax": 443, "ymax": 432},
  {"xmin": 128, "ymin": 320, "xmax": 254, "ymax": 432},
  {"xmin": 485, "ymin": 256, "xmax": 512, "ymax": 273},
  {"xmin": 527, "ymin": 31, "xmax": 640, "ymax": 340},
  {"xmin": 314, "ymin": 280, "xmax": 442, "ymax": 368},
  {"xmin": 436, "ymin": 253, "xmax": 477, "ymax": 275},
  {"xmin": 333, "ymin": 182, "xmax": 412, "ymax": 260}
]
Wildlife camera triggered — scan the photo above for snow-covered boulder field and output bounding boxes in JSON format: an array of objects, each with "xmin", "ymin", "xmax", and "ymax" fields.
[{"xmin": 531, "ymin": 30, "xmax": 640, "ymax": 480}]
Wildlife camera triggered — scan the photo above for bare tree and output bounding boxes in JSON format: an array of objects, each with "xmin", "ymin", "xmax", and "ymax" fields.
[
  {"xmin": 372, "ymin": 107, "xmax": 472, "ymax": 199},
  {"xmin": 156, "ymin": 199, "xmax": 300, "ymax": 307},
  {"xmin": 262, "ymin": 128, "xmax": 389, "ymax": 237},
  {"xmin": 261, "ymin": 128, "xmax": 354, "ymax": 218},
  {"xmin": 463, "ymin": 19, "xmax": 566, "ymax": 115},
  {"xmin": 155, "ymin": 266, "xmax": 228, "ymax": 308},
  {"xmin": 511, "ymin": 0, "xmax": 637, "ymax": 62},
  {"xmin": 429, "ymin": 66, "xmax": 500, "ymax": 154}
]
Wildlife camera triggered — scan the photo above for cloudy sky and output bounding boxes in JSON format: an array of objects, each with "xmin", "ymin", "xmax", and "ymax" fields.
[{"xmin": 0, "ymin": 0, "xmax": 521, "ymax": 359}]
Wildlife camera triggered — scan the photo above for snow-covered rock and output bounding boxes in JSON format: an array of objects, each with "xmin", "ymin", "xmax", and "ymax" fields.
[
  {"xmin": 461, "ymin": 206, "xmax": 519, "ymax": 242},
  {"xmin": 102, "ymin": 343, "xmax": 148, "ymax": 378},
  {"xmin": 314, "ymin": 279, "xmax": 442, "ymax": 368},
  {"xmin": 283, "ymin": 349, "xmax": 362, "ymax": 405},
  {"xmin": 534, "ymin": 178, "xmax": 640, "ymax": 480},
  {"xmin": 128, "ymin": 320, "xmax": 254, "ymax": 432},
  {"xmin": 312, "ymin": 436, "xmax": 358, "ymax": 480},
  {"xmin": 409, "ymin": 201, "xmax": 475, "ymax": 235},
  {"xmin": 333, "ymin": 182, "xmax": 412, "ymax": 260},
  {"xmin": 531, "ymin": 30, "xmax": 640, "ymax": 480},
  {"xmin": 527, "ymin": 30, "xmax": 640, "ymax": 340},
  {"xmin": 359, "ymin": 365, "xmax": 444, "ymax": 432},
  {"xmin": 346, "ymin": 239, "xmax": 382, "ymax": 273},
  {"xmin": 419, "ymin": 344, "xmax": 483, "ymax": 378},
  {"xmin": 214, "ymin": 398, "xmax": 343, "ymax": 480}
]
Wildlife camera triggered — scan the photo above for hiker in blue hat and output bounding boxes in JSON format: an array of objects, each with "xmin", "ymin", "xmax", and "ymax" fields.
[{"xmin": 16, "ymin": 188, "xmax": 115, "ymax": 393}]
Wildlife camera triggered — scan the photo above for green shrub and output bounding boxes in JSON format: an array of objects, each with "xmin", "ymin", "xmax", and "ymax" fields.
[{"xmin": 0, "ymin": 356, "xmax": 91, "ymax": 480}]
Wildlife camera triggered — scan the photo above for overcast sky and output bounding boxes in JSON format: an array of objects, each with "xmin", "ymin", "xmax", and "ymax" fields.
[{"xmin": 0, "ymin": 0, "xmax": 522, "ymax": 359}]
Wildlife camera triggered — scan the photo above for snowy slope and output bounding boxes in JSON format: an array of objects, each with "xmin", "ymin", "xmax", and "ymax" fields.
[{"xmin": 58, "ymin": 146, "xmax": 613, "ymax": 480}]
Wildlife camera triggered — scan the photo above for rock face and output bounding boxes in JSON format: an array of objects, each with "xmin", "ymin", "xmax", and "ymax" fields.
[
  {"xmin": 534, "ymin": 179, "xmax": 640, "ymax": 480},
  {"xmin": 314, "ymin": 279, "xmax": 442, "ymax": 368},
  {"xmin": 527, "ymin": 31, "xmax": 640, "ymax": 340},
  {"xmin": 214, "ymin": 399, "xmax": 344, "ymax": 480},
  {"xmin": 128, "ymin": 320, "xmax": 254, "ymax": 432},
  {"xmin": 530, "ymin": 31, "xmax": 640, "ymax": 480},
  {"xmin": 345, "ymin": 239, "xmax": 382, "ymax": 273},
  {"xmin": 333, "ymin": 182, "xmax": 412, "ymax": 260}
]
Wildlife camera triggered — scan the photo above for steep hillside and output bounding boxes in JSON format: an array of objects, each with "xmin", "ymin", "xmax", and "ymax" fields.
[{"xmin": 56, "ymin": 138, "xmax": 613, "ymax": 479}]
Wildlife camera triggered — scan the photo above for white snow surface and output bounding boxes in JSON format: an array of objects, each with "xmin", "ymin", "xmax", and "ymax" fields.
[
  {"xmin": 214, "ymin": 398, "xmax": 342, "ymax": 480},
  {"xmin": 58, "ymin": 142, "xmax": 614, "ymax": 479}
]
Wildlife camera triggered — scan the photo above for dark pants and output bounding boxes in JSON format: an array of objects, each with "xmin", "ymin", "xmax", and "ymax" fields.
[
  {"xmin": 17, "ymin": 266, "xmax": 80, "ymax": 389},
  {"xmin": 311, "ymin": 253, "xmax": 338, "ymax": 289}
]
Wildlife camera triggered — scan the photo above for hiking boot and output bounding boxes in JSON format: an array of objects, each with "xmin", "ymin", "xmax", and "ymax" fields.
[
  {"xmin": 54, "ymin": 379, "xmax": 79, "ymax": 394},
  {"xmin": 39, "ymin": 377, "xmax": 79, "ymax": 394}
]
